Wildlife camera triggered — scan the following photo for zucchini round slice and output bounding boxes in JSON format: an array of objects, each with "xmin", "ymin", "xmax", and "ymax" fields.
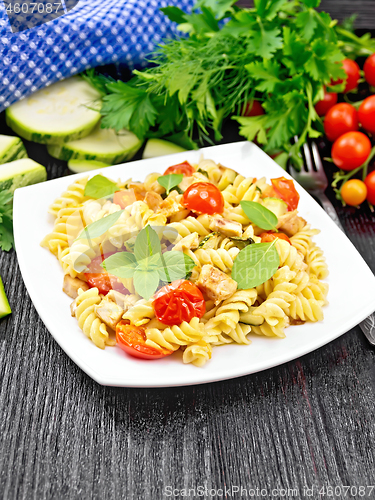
[
  {"xmin": 6, "ymin": 77, "xmax": 101, "ymax": 144},
  {"xmin": 68, "ymin": 159, "xmax": 111, "ymax": 174},
  {"xmin": 142, "ymin": 138, "xmax": 186, "ymax": 159},
  {"xmin": 47, "ymin": 125, "xmax": 142, "ymax": 164}
]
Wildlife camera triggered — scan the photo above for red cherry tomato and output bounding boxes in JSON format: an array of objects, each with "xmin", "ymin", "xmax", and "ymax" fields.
[
  {"xmin": 242, "ymin": 100, "xmax": 265, "ymax": 117},
  {"xmin": 342, "ymin": 59, "xmax": 361, "ymax": 93},
  {"xmin": 182, "ymin": 182, "xmax": 224, "ymax": 215},
  {"xmin": 85, "ymin": 254, "xmax": 130, "ymax": 296},
  {"xmin": 164, "ymin": 161, "xmax": 195, "ymax": 176},
  {"xmin": 364, "ymin": 170, "xmax": 375, "ymax": 205},
  {"xmin": 315, "ymin": 89, "xmax": 338, "ymax": 117},
  {"xmin": 153, "ymin": 280, "xmax": 206, "ymax": 326},
  {"xmin": 358, "ymin": 95, "xmax": 375, "ymax": 135},
  {"xmin": 116, "ymin": 321, "xmax": 173, "ymax": 360},
  {"xmin": 364, "ymin": 54, "xmax": 375, "ymax": 87},
  {"xmin": 271, "ymin": 177, "xmax": 300, "ymax": 211},
  {"xmin": 331, "ymin": 132, "xmax": 371, "ymax": 171},
  {"xmin": 260, "ymin": 232, "xmax": 291, "ymax": 244},
  {"xmin": 324, "ymin": 103, "xmax": 358, "ymax": 142},
  {"xmin": 113, "ymin": 189, "xmax": 137, "ymax": 209}
]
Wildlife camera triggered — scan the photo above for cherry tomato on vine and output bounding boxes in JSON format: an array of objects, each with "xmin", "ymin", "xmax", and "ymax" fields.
[
  {"xmin": 331, "ymin": 132, "xmax": 372, "ymax": 171},
  {"xmin": 341, "ymin": 179, "xmax": 368, "ymax": 206},
  {"xmin": 364, "ymin": 54, "xmax": 375, "ymax": 87},
  {"xmin": 182, "ymin": 182, "xmax": 224, "ymax": 215},
  {"xmin": 116, "ymin": 321, "xmax": 173, "ymax": 360},
  {"xmin": 113, "ymin": 189, "xmax": 137, "ymax": 208},
  {"xmin": 271, "ymin": 177, "xmax": 300, "ymax": 211},
  {"xmin": 364, "ymin": 170, "xmax": 375, "ymax": 205},
  {"xmin": 358, "ymin": 96, "xmax": 375, "ymax": 135},
  {"xmin": 85, "ymin": 254, "xmax": 130, "ymax": 296},
  {"xmin": 342, "ymin": 59, "xmax": 361, "ymax": 93},
  {"xmin": 153, "ymin": 280, "xmax": 206, "ymax": 326},
  {"xmin": 164, "ymin": 161, "xmax": 195, "ymax": 176},
  {"xmin": 315, "ymin": 89, "xmax": 338, "ymax": 116},
  {"xmin": 324, "ymin": 103, "xmax": 358, "ymax": 142},
  {"xmin": 260, "ymin": 232, "xmax": 291, "ymax": 244},
  {"xmin": 242, "ymin": 100, "xmax": 265, "ymax": 117}
]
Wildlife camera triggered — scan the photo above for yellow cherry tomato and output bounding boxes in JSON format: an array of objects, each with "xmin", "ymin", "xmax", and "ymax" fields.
[{"xmin": 341, "ymin": 179, "xmax": 367, "ymax": 206}]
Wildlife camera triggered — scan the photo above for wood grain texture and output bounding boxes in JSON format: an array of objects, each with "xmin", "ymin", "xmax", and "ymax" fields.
[{"xmin": 1, "ymin": 2, "xmax": 375, "ymax": 498}]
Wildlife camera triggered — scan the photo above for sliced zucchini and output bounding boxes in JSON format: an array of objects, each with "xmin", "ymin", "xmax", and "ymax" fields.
[
  {"xmin": 142, "ymin": 138, "xmax": 186, "ymax": 159},
  {"xmin": 262, "ymin": 197, "xmax": 288, "ymax": 218},
  {"xmin": 0, "ymin": 158, "xmax": 47, "ymax": 194},
  {"xmin": 0, "ymin": 277, "xmax": 11, "ymax": 319},
  {"xmin": 239, "ymin": 310, "xmax": 263, "ymax": 327},
  {"xmin": 47, "ymin": 125, "xmax": 142, "ymax": 164},
  {"xmin": 198, "ymin": 232, "xmax": 219, "ymax": 249},
  {"xmin": 0, "ymin": 135, "xmax": 28, "ymax": 165},
  {"xmin": 217, "ymin": 168, "xmax": 237, "ymax": 190},
  {"xmin": 68, "ymin": 159, "xmax": 111, "ymax": 174},
  {"xmin": 6, "ymin": 77, "xmax": 101, "ymax": 144}
]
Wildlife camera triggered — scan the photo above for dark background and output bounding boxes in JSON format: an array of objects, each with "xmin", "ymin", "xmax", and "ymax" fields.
[{"xmin": 1, "ymin": 1, "xmax": 375, "ymax": 499}]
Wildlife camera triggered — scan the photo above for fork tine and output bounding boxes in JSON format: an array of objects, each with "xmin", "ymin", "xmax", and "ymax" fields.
[
  {"xmin": 303, "ymin": 142, "xmax": 314, "ymax": 172},
  {"xmin": 311, "ymin": 141, "xmax": 323, "ymax": 171}
]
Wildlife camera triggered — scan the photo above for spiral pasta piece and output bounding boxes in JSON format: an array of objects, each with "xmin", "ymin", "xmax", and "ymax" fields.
[
  {"xmin": 41, "ymin": 206, "xmax": 85, "ymax": 256},
  {"xmin": 62, "ymin": 238, "xmax": 99, "ymax": 276},
  {"xmin": 183, "ymin": 341, "xmax": 212, "ymax": 367},
  {"xmin": 222, "ymin": 175, "xmax": 260, "ymax": 205},
  {"xmin": 290, "ymin": 225, "xmax": 320, "ymax": 257},
  {"xmin": 275, "ymin": 239, "xmax": 307, "ymax": 272},
  {"xmin": 289, "ymin": 294, "xmax": 324, "ymax": 322},
  {"xmin": 123, "ymin": 299, "xmax": 155, "ymax": 326},
  {"xmin": 75, "ymin": 288, "xmax": 113, "ymax": 349},
  {"xmin": 145, "ymin": 317, "xmax": 205, "ymax": 351},
  {"xmin": 48, "ymin": 177, "xmax": 89, "ymax": 217},
  {"xmin": 167, "ymin": 216, "xmax": 210, "ymax": 239},
  {"xmin": 196, "ymin": 159, "xmax": 222, "ymax": 184},
  {"xmin": 251, "ymin": 316, "xmax": 289, "ymax": 338},
  {"xmin": 306, "ymin": 243, "xmax": 329, "ymax": 280},
  {"xmin": 193, "ymin": 247, "xmax": 239, "ymax": 273}
]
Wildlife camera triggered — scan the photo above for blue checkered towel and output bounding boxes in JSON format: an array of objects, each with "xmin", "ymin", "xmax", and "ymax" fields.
[{"xmin": 0, "ymin": 0, "xmax": 194, "ymax": 112}]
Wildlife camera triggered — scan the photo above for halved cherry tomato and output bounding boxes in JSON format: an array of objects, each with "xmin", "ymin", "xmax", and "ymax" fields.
[
  {"xmin": 324, "ymin": 103, "xmax": 358, "ymax": 142},
  {"xmin": 331, "ymin": 131, "xmax": 371, "ymax": 171},
  {"xmin": 116, "ymin": 321, "xmax": 173, "ymax": 360},
  {"xmin": 113, "ymin": 189, "xmax": 137, "ymax": 208},
  {"xmin": 315, "ymin": 89, "xmax": 338, "ymax": 117},
  {"xmin": 364, "ymin": 54, "xmax": 375, "ymax": 87},
  {"xmin": 341, "ymin": 179, "xmax": 367, "ymax": 206},
  {"xmin": 182, "ymin": 182, "xmax": 224, "ymax": 215},
  {"xmin": 271, "ymin": 177, "xmax": 300, "ymax": 211},
  {"xmin": 260, "ymin": 232, "xmax": 291, "ymax": 244},
  {"xmin": 242, "ymin": 100, "xmax": 265, "ymax": 117},
  {"xmin": 364, "ymin": 170, "xmax": 375, "ymax": 205},
  {"xmin": 153, "ymin": 280, "xmax": 206, "ymax": 326},
  {"xmin": 358, "ymin": 95, "xmax": 375, "ymax": 135},
  {"xmin": 164, "ymin": 161, "xmax": 195, "ymax": 176},
  {"xmin": 85, "ymin": 254, "xmax": 130, "ymax": 295}
]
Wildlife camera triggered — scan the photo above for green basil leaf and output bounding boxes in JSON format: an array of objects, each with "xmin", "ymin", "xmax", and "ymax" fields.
[
  {"xmin": 240, "ymin": 200, "xmax": 278, "ymax": 230},
  {"xmin": 157, "ymin": 174, "xmax": 183, "ymax": 195},
  {"xmin": 134, "ymin": 226, "xmax": 161, "ymax": 262},
  {"xmin": 158, "ymin": 251, "xmax": 196, "ymax": 282},
  {"xmin": 101, "ymin": 252, "xmax": 137, "ymax": 279},
  {"xmin": 133, "ymin": 269, "xmax": 160, "ymax": 300},
  {"xmin": 76, "ymin": 210, "xmax": 124, "ymax": 240},
  {"xmin": 84, "ymin": 175, "xmax": 118, "ymax": 199},
  {"xmin": 232, "ymin": 241, "xmax": 280, "ymax": 289},
  {"xmin": 136, "ymin": 253, "xmax": 162, "ymax": 272}
]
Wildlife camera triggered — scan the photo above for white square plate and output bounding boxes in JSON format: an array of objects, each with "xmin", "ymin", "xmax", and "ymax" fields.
[{"xmin": 13, "ymin": 142, "xmax": 375, "ymax": 387}]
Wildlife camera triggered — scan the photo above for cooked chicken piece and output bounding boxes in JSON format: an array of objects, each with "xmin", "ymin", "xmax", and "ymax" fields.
[
  {"xmin": 209, "ymin": 215, "xmax": 242, "ymax": 238},
  {"xmin": 276, "ymin": 210, "xmax": 306, "ymax": 236},
  {"xmin": 197, "ymin": 264, "xmax": 237, "ymax": 305},
  {"xmin": 106, "ymin": 290, "xmax": 139, "ymax": 312},
  {"xmin": 144, "ymin": 191, "xmax": 163, "ymax": 212},
  {"xmin": 63, "ymin": 275, "xmax": 89, "ymax": 299},
  {"xmin": 172, "ymin": 232, "xmax": 200, "ymax": 251},
  {"xmin": 128, "ymin": 182, "xmax": 146, "ymax": 200},
  {"xmin": 157, "ymin": 194, "xmax": 183, "ymax": 218},
  {"xmin": 95, "ymin": 298, "xmax": 124, "ymax": 330}
]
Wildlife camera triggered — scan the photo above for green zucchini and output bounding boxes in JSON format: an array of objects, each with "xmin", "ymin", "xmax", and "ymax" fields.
[
  {"xmin": 262, "ymin": 197, "xmax": 288, "ymax": 218},
  {"xmin": 6, "ymin": 77, "xmax": 101, "ymax": 144},
  {"xmin": 47, "ymin": 125, "xmax": 142, "ymax": 164},
  {"xmin": 0, "ymin": 158, "xmax": 47, "ymax": 194},
  {"xmin": 0, "ymin": 277, "xmax": 11, "ymax": 319},
  {"xmin": 239, "ymin": 310, "xmax": 264, "ymax": 326},
  {"xmin": 142, "ymin": 138, "xmax": 186, "ymax": 159},
  {"xmin": 68, "ymin": 159, "xmax": 111, "ymax": 174},
  {"xmin": 0, "ymin": 135, "xmax": 28, "ymax": 165}
]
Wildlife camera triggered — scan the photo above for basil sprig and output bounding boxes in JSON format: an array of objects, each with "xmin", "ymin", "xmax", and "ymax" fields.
[
  {"xmin": 232, "ymin": 241, "xmax": 280, "ymax": 289},
  {"xmin": 102, "ymin": 226, "xmax": 195, "ymax": 300},
  {"xmin": 240, "ymin": 201, "xmax": 278, "ymax": 230},
  {"xmin": 84, "ymin": 174, "xmax": 118, "ymax": 199},
  {"xmin": 157, "ymin": 174, "xmax": 183, "ymax": 195}
]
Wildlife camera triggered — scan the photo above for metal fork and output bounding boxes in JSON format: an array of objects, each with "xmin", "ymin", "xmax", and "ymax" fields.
[{"xmin": 289, "ymin": 139, "xmax": 375, "ymax": 346}]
